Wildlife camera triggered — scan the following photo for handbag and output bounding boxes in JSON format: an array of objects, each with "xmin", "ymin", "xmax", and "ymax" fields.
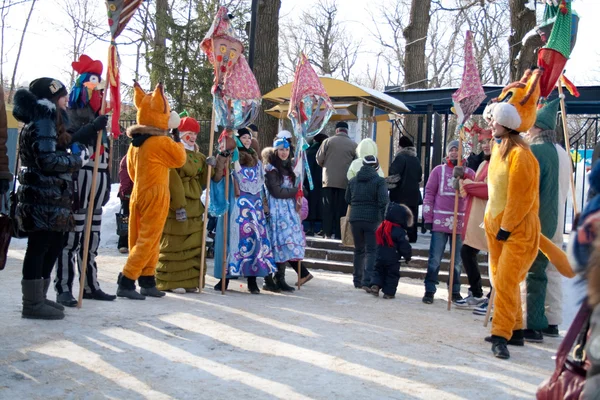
[
  {"xmin": 9, "ymin": 128, "xmax": 27, "ymax": 239},
  {"xmin": 340, "ymin": 205, "xmax": 354, "ymax": 247},
  {"xmin": 0, "ymin": 194, "xmax": 12, "ymax": 270},
  {"xmin": 115, "ymin": 206, "xmax": 129, "ymax": 237},
  {"xmin": 537, "ymin": 301, "xmax": 591, "ymax": 400}
]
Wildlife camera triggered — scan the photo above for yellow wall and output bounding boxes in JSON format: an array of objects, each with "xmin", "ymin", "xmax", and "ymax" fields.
[
  {"xmin": 5, "ymin": 104, "xmax": 19, "ymax": 128},
  {"xmin": 375, "ymin": 120, "xmax": 392, "ymax": 177}
]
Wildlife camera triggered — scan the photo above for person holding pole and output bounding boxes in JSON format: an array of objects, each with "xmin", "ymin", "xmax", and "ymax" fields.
[
  {"xmin": 422, "ymin": 140, "xmax": 474, "ymax": 304},
  {"xmin": 54, "ymin": 55, "xmax": 115, "ymax": 306},
  {"xmin": 12, "ymin": 78, "xmax": 90, "ymax": 319},
  {"xmin": 116, "ymin": 82, "xmax": 186, "ymax": 300}
]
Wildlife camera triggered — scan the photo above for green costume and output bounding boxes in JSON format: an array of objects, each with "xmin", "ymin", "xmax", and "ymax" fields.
[{"xmin": 156, "ymin": 149, "xmax": 209, "ymax": 290}]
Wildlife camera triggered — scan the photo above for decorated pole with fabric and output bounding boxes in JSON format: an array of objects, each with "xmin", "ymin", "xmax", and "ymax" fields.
[
  {"xmin": 447, "ymin": 30, "xmax": 486, "ymax": 311},
  {"xmin": 200, "ymin": 7, "xmax": 262, "ymax": 294},
  {"xmin": 287, "ymin": 53, "xmax": 334, "ymax": 288},
  {"xmin": 77, "ymin": 0, "xmax": 143, "ymax": 308}
]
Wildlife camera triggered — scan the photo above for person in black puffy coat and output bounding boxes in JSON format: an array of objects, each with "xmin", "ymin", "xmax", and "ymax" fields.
[
  {"xmin": 369, "ymin": 202, "xmax": 413, "ymax": 299},
  {"xmin": 12, "ymin": 77, "xmax": 92, "ymax": 320}
]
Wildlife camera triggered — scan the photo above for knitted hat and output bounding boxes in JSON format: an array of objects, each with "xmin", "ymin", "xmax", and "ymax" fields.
[
  {"xmin": 237, "ymin": 127, "xmax": 252, "ymax": 138},
  {"xmin": 488, "ymin": 69, "xmax": 542, "ymax": 132},
  {"xmin": 399, "ymin": 136, "xmax": 414, "ymax": 148},
  {"xmin": 276, "ymin": 130, "xmax": 292, "ymax": 140},
  {"xmin": 29, "ymin": 77, "xmax": 68, "ymax": 101},
  {"xmin": 363, "ymin": 155, "xmax": 380, "ymax": 170},
  {"xmin": 133, "ymin": 82, "xmax": 180, "ymax": 130},
  {"xmin": 336, "ymin": 121, "xmax": 349, "ymax": 130},
  {"xmin": 248, "ymin": 123, "xmax": 258, "ymax": 132},
  {"xmin": 179, "ymin": 117, "xmax": 200, "ymax": 134},
  {"xmin": 446, "ymin": 140, "xmax": 459, "ymax": 154},
  {"xmin": 273, "ymin": 137, "xmax": 290, "ymax": 149},
  {"xmin": 534, "ymin": 97, "xmax": 561, "ymax": 131}
]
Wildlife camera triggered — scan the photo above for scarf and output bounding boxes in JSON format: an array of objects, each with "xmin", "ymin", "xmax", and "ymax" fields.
[{"xmin": 376, "ymin": 220, "xmax": 401, "ymax": 247}]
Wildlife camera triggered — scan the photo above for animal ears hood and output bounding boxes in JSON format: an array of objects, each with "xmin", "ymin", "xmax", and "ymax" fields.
[{"xmin": 133, "ymin": 82, "xmax": 180, "ymax": 131}]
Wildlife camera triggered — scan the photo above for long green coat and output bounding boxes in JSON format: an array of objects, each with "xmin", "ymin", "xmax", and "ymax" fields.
[{"xmin": 156, "ymin": 149, "xmax": 209, "ymax": 290}]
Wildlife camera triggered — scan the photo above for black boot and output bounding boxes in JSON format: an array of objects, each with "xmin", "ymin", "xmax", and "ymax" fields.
[
  {"xmin": 214, "ymin": 278, "xmax": 230, "ymax": 291},
  {"xmin": 524, "ymin": 329, "xmax": 544, "ymax": 343},
  {"xmin": 43, "ymin": 278, "xmax": 65, "ymax": 310},
  {"xmin": 275, "ymin": 263, "xmax": 295, "ymax": 292},
  {"xmin": 116, "ymin": 273, "xmax": 145, "ymax": 300},
  {"xmin": 262, "ymin": 274, "xmax": 281, "ymax": 292},
  {"xmin": 56, "ymin": 291, "xmax": 78, "ymax": 307},
  {"xmin": 247, "ymin": 277, "xmax": 260, "ymax": 294},
  {"xmin": 22, "ymin": 279, "xmax": 65, "ymax": 320},
  {"xmin": 138, "ymin": 275, "xmax": 166, "ymax": 297},
  {"xmin": 490, "ymin": 336, "xmax": 510, "ymax": 359},
  {"xmin": 485, "ymin": 329, "xmax": 524, "ymax": 346},
  {"xmin": 83, "ymin": 289, "xmax": 117, "ymax": 301}
]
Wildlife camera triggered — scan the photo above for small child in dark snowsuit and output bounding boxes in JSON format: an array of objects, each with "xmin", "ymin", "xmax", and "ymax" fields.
[{"xmin": 370, "ymin": 202, "xmax": 413, "ymax": 299}]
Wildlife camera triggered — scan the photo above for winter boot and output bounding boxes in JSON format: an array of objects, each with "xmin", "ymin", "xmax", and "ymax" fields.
[
  {"xmin": 138, "ymin": 275, "xmax": 166, "ymax": 297},
  {"xmin": 524, "ymin": 329, "xmax": 544, "ymax": 343},
  {"xmin": 214, "ymin": 278, "xmax": 230, "ymax": 291},
  {"xmin": 116, "ymin": 273, "xmax": 145, "ymax": 300},
  {"xmin": 370, "ymin": 285, "xmax": 380, "ymax": 297},
  {"xmin": 42, "ymin": 278, "xmax": 64, "ymax": 311},
  {"xmin": 485, "ymin": 329, "xmax": 524, "ymax": 346},
  {"xmin": 83, "ymin": 289, "xmax": 117, "ymax": 301},
  {"xmin": 383, "ymin": 294, "xmax": 395, "ymax": 299},
  {"xmin": 247, "ymin": 277, "xmax": 260, "ymax": 294},
  {"xmin": 422, "ymin": 292, "xmax": 434, "ymax": 304},
  {"xmin": 22, "ymin": 279, "xmax": 65, "ymax": 320},
  {"xmin": 56, "ymin": 291, "xmax": 78, "ymax": 307},
  {"xmin": 275, "ymin": 264, "xmax": 295, "ymax": 292},
  {"xmin": 262, "ymin": 274, "xmax": 281, "ymax": 293},
  {"xmin": 542, "ymin": 325, "xmax": 560, "ymax": 337},
  {"xmin": 490, "ymin": 336, "xmax": 510, "ymax": 359}
]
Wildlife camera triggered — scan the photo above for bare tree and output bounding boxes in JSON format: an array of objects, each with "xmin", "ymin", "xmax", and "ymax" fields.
[
  {"xmin": 508, "ymin": 0, "xmax": 541, "ymax": 81},
  {"xmin": 7, "ymin": 0, "xmax": 36, "ymax": 102}
]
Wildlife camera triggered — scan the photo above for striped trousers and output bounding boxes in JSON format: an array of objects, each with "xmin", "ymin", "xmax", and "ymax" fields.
[{"xmin": 54, "ymin": 165, "xmax": 110, "ymax": 295}]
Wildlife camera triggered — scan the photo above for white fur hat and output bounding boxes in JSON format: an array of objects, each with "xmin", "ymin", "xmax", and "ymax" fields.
[
  {"xmin": 491, "ymin": 102, "xmax": 522, "ymax": 131},
  {"xmin": 276, "ymin": 130, "xmax": 293, "ymax": 139}
]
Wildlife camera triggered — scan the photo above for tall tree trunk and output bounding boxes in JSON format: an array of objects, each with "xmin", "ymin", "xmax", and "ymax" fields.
[
  {"xmin": 8, "ymin": 0, "xmax": 37, "ymax": 103},
  {"xmin": 150, "ymin": 0, "xmax": 169, "ymax": 87},
  {"xmin": 402, "ymin": 0, "xmax": 431, "ymax": 156},
  {"xmin": 508, "ymin": 0, "xmax": 540, "ymax": 81},
  {"xmin": 253, "ymin": 0, "xmax": 281, "ymax": 150}
]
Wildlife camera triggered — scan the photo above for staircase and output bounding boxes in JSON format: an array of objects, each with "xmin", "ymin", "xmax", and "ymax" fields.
[{"xmin": 303, "ymin": 235, "xmax": 491, "ymax": 287}]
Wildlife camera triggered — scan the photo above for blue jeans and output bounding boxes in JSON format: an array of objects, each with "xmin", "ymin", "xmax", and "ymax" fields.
[
  {"xmin": 350, "ymin": 220, "xmax": 378, "ymax": 287},
  {"xmin": 424, "ymin": 231, "xmax": 462, "ymax": 295}
]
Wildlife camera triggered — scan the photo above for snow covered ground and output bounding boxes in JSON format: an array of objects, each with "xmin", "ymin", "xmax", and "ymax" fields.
[{"xmin": 0, "ymin": 184, "xmax": 583, "ymax": 399}]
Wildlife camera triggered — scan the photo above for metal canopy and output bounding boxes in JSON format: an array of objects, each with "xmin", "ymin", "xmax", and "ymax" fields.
[{"xmin": 384, "ymin": 85, "xmax": 600, "ymax": 115}]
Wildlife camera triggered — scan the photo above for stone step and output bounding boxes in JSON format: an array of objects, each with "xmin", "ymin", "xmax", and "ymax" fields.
[{"xmin": 302, "ymin": 257, "xmax": 491, "ymax": 287}]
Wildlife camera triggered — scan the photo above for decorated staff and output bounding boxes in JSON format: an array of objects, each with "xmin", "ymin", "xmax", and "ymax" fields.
[
  {"xmin": 76, "ymin": 0, "xmax": 143, "ymax": 307},
  {"xmin": 200, "ymin": 7, "xmax": 262, "ymax": 294},
  {"xmin": 447, "ymin": 30, "xmax": 486, "ymax": 311},
  {"xmin": 287, "ymin": 54, "xmax": 334, "ymax": 287}
]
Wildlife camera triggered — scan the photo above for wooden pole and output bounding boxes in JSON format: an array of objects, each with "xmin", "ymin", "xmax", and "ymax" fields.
[
  {"xmin": 221, "ymin": 161, "xmax": 229, "ymax": 295},
  {"xmin": 198, "ymin": 109, "xmax": 217, "ymax": 293},
  {"xmin": 447, "ymin": 128, "xmax": 464, "ymax": 311},
  {"xmin": 483, "ymin": 287, "xmax": 495, "ymax": 328},
  {"xmin": 557, "ymin": 77, "xmax": 578, "ymax": 216}
]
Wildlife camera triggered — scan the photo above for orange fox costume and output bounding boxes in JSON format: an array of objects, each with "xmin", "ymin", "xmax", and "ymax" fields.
[
  {"xmin": 484, "ymin": 70, "xmax": 574, "ymax": 342},
  {"xmin": 121, "ymin": 83, "xmax": 186, "ymax": 283}
]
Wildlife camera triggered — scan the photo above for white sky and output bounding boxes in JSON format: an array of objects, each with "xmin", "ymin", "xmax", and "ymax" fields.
[{"xmin": 2, "ymin": 0, "xmax": 599, "ymax": 90}]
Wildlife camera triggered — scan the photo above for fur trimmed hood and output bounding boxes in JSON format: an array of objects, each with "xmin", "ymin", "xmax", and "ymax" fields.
[
  {"xmin": 385, "ymin": 202, "xmax": 414, "ymax": 228},
  {"xmin": 12, "ymin": 88, "xmax": 56, "ymax": 124},
  {"xmin": 238, "ymin": 148, "xmax": 258, "ymax": 167},
  {"xmin": 126, "ymin": 124, "xmax": 169, "ymax": 138},
  {"xmin": 261, "ymin": 147, "xmax": 275, "ymax": 165},
  {"xmin": 398, "ymin": 146, "xmax": 417, "ymax": 157}
]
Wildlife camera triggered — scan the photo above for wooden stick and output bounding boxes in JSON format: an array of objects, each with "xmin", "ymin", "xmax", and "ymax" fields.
[
  {"xmin": 557, "ymin": 77, "xmax": 578, "ymax": 216},
  {"xmin": 297, "ymin": 260, "xmax": 301, "ymax": 290},
  {"xmin": 198, "ymin": 109, "xmax": 217, "ymax": 293},
  {"xmin": 221, "ymin": 161, "xmax": 229, "ymax": 295},
  {"xmin": 483, "ymin": 287, "xmax": 495, "ymax": 328},
  {"xmin": 447, "ymin": 128, "xmax": 464, "ymax": 311}
]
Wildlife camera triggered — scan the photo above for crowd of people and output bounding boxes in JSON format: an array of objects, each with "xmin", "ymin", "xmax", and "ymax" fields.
[{"xmin": 5, "ymin": 59, "xmax": 600, "ymax": 390}]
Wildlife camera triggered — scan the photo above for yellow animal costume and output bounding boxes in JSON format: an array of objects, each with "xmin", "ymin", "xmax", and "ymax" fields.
[
  {"xmin": 117, "ymin": 83, "xmax": 186, "ymax": 299},
  {"xmin": 483, "ymin": 70, "xmax": 574, "ymax": 354}
]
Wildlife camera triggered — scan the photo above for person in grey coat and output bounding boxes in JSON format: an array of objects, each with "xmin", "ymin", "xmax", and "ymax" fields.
[
  {"xmin": 345, "ymin": 156, "xmax": 388, "ymax": 290},
  {"xmin": 316, "ymin": 121, "xmax": 357, "ymax": 239}
]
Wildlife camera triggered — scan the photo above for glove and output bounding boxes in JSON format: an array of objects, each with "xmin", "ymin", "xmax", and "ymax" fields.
[
  {"xmin": 496, "ymin": 229, "xmax": 511, "ymax": 241},
  {"xmin": 0, "ymin": 179, "xmax": 9, "ymax": 195},
  {"xmin": 79, "ymin": 146, "xmax": 91, "ymax": 167},
  {"xmin": 424, "ymin": 223, "xmax": 433, "ymax": 232},
  {"xmin": 453, "ymin": 166, "xmax": 465, "ymax": 179},
  {"xmin": 452, "ymin": 178, "xmax": 461, "ymax": 191},
  {"xmin": 92, "ymin": 115, "xmax": 109, "ymax": 131},
  {"xmin": 219, "ymin": 150, "xmax": 231, "ymax": 158},
  {"xmin": 71, "ymin": 124, "xmax": 97, "ymax": 146},
  {"xmin": 175, "ymin": 208, "xmax": 187, "ymax": 222},
  {"xmin": 206, "ymin": 156, "xmax": 217, "ymax": 167},
  {"xmin": 171, "ymin": 128, "xmax": 181, "ymax": 143}
]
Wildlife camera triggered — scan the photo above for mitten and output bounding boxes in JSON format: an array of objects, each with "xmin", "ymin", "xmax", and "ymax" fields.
[
  {"xmin": 452, "ymin": 178, "xmax": 461, "ymax": 191},
  {"xmin": 453, "ymin": 166, "xmax": 465, "ymax": 179},
  {"xmin": 175, "ymin": 208, "xmax": 187, "ymax": 222},
  {"xmin": 92, "ymin": 115, "xmax": 109, "ymax": 131},
  {"xmin": 496, "ymin": 229, "xmax": 511, "ymax": 241},
  {"xmin": 206, "ymin": 156, "xmax": 217, "ymax": 167},
  {"xmin": 424, "ymin": 223, "xmax": 433, "ymax": 232}
]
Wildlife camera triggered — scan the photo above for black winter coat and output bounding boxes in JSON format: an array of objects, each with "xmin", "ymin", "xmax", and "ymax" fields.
[
  {"xmin": 375, "ymin": 202, "xmax": 413, "ymax": 265},
  {"xmin": 304, "ymin": 141, "xmax": 323, "ymax": 221},
  {"xmin": 12, "ymin": 89, "xmax": 83, "ymax": 232},
  {"xmin": 388, "ymin": 146, "xmax": 422, "ymax": 207},
  {"xmin": 345, "ymin": 165, "xmax": 388, "ymax": 223}
]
